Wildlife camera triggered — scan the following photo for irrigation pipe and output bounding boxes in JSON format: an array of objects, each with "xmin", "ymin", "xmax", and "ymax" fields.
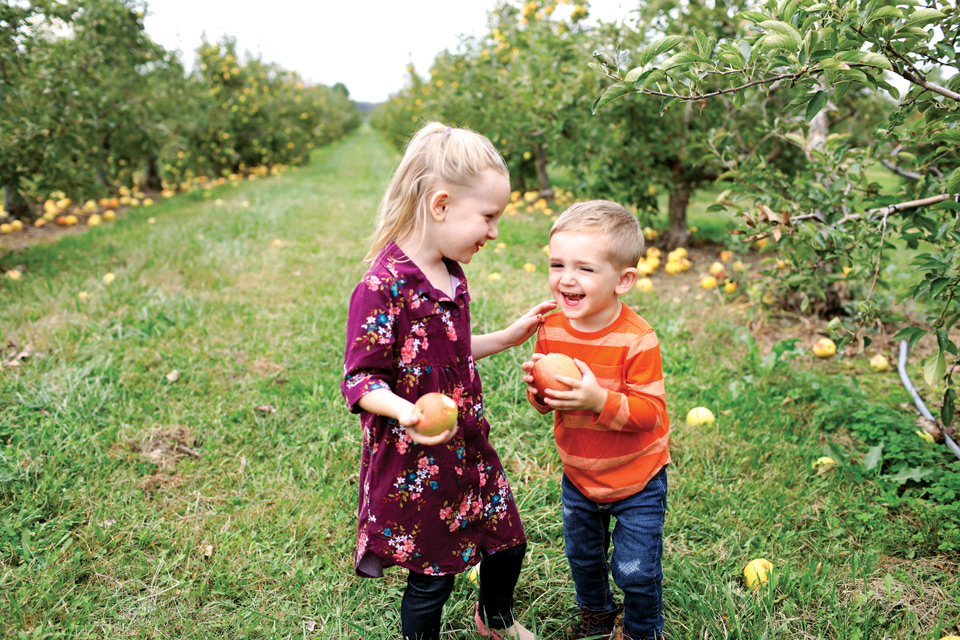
[{"xmin": 897, "ymin": 340, "xmax": 960, "ymax": 462}]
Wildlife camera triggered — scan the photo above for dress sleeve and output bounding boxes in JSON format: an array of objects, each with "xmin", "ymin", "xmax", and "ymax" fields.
[
  {"xmin": 526, "ymin": 325, "xmax": 553, "ymax": 414},
  {"xmin": 342, "ymin": 276, "xmax": 398, "ymax": 414},
  {"xmin": 593, "ymin": 329, "xmax": 667, "ymax": 432}
]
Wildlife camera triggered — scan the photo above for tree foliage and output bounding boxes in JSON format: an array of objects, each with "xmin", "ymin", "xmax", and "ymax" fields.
[{"xmin": 595, "ymin": 0, "xmax": 960, "ymax": 423}]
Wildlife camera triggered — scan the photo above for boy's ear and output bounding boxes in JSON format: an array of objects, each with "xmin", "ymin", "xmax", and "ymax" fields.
[
  {"xmin": 616, "ymin": 266, "xmax": 639, "ymax": 295},
  {"xmin": 428, "ymin": 190, "xmax": 450, "ymax": 222}
]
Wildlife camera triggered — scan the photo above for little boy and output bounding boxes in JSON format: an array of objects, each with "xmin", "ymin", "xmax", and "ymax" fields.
[{"xmin": 521, "ymin": 200, "xmax": 670, "ymax": 640}]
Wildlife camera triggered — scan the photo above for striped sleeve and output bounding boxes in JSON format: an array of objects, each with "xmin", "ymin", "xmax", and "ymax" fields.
[{"xmin": 593, "ymin": 328, "xmax": 667, "ymax": 432}]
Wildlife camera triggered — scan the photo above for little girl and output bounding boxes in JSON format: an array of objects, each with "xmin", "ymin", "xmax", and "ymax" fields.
[{"xmin": 341, "ymin": 122, "xmax": 555, "ymax": 640}]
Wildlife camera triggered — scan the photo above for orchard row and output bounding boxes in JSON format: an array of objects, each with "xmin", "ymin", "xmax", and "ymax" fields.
[{"xmin": 1, "ymin": 0, "xmax": 360, "ymax": 224}]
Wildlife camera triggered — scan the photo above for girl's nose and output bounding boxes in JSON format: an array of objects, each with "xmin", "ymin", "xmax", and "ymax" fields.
[{"xmin": 488, "ymin": 222, "xmax": 499, "ymax": 240}]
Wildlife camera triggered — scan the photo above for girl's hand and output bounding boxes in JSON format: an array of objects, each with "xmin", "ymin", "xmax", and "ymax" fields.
[
  {"xmin": 503, "ymin": 300, "xmax": 557, "ymax": 349},
  {"xmin": 400, "ymin": 405, "xmax": 459, "ymax": 445},
  {"xmin": 541, "ymin": 358, "xmax": 607, "ymax": 414}
]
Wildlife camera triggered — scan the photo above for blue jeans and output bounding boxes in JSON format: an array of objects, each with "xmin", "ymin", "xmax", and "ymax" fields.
[{"xmin": 562, "ymin": 467, "xmax": 667, "ymax": 639}]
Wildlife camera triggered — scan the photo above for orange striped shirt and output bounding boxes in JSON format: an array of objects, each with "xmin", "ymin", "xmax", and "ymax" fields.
[{"xmin": 529, "ymin": 303, "xmax": 670, "ymax": 502}]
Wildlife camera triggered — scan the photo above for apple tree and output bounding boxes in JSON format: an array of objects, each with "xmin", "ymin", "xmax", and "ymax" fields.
[{"xmin": 593, "ymin": 0, "xmax": 960, "ymax": 423}]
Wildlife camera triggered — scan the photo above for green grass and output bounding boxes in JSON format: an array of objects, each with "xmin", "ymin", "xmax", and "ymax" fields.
[{"xmin": 1, "ymin": 124, "xmax": 958, "ymax": 639}]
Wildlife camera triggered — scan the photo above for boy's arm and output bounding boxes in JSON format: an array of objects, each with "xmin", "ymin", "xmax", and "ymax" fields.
[{"xmin": 592, "ymin": 330, "xmax": 668, "ymax": 432}]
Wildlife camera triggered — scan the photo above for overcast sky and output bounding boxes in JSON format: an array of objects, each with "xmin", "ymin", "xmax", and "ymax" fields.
[{"xmin": 143, "ymin": 0, "xmax": 636, "ymax": 104}]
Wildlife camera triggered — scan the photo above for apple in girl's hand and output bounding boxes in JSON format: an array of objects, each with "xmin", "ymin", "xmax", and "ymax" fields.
[
  {"xmin": 531, "ymin": 353, "xmax": 582, "ymax": 402},
  {"xmin": 413, "ymin": 393, "xmax": 458, "ymax": 436}
]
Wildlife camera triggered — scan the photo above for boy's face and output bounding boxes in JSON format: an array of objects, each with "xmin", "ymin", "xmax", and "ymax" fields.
[{"xmin": 548, "ymin": 231, "xmax": 638, "ymax": 332}]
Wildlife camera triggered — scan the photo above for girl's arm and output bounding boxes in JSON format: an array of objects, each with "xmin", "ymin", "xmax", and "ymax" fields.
[
  {"xmin": 472, "ymin": 300, "xmax": 557, "ymax": 360},
  {"xmin": 358, "ymin": 387, "xmax": 458, "ymax": 445}
]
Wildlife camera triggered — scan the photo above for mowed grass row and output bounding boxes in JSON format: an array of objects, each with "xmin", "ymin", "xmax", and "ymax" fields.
[{"xmin": 1, "ymin": 125, "xmax": 957, "ymax": 639}]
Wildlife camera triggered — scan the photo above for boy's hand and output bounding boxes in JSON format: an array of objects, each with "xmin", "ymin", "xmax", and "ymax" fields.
[
  {"xmin": 400, "ymin": 404, "xmax": 458, "ymax": 445},
  {"xmin": 502, "ymin": 300, "xmax": 557, "ymax": 349},
  {"xmin": 540, "ymin": 359, "xmax": 607, "ymax": 414},
  {"xmin": 521, "ymin": 353, "xmax": 548, "ymax": 405}
]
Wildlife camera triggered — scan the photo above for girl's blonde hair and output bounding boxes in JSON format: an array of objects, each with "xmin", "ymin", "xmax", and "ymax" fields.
[{"xmin": 364, "ymin": 122, "xmax": 508, "ymax": 264}]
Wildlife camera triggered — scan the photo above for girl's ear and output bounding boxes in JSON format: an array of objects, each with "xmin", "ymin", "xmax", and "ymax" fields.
[
  {"xmin": 615, "ymin": 266, "xmax": 639, "ymax": 295},
  {"xmin": 428, "ymin": 189, "xmax": 450, "ymax": 222}
]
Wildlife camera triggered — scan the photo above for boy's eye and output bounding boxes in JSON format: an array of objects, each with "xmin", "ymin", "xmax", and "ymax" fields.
[{"xmin": 580, "ymin": 267, "xmax": 593, "ymax": 272}]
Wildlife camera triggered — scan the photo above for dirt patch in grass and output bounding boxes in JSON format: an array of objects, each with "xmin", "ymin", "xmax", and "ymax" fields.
[{"xmin": 125, "ymin": 425, "xmax": 201, "ymax": 492}]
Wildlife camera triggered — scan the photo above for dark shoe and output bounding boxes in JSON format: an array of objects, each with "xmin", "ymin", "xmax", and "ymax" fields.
[{"xmin": 574, "ymin": 605, "xmax": 620, "ymax": 639}]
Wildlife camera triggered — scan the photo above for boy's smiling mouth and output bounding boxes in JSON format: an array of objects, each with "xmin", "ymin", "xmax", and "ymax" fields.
[{"xmin": 561, "ymin": 292, "xmax": 585, "ymax": 306}]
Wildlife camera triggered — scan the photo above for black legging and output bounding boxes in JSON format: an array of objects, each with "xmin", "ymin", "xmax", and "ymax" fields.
[{"xmin": 401, "ymin": 542, "xmax": 527, "ymax": 640}]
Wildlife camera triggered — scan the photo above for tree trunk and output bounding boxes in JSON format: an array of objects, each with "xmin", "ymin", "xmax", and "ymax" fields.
[
  {"xmin": 145, "ymin": 156, "xmax": 162, "ymax": 191},
  {"xmin": 533, "ymin": 142, "xmax": 554, "ymax": 200},
  {"xmin": 4, "ymin": 183, "xmax": 30, "ymax": 219},
  {"xmin": 663, "ymin": 163, "xmax": 691, "ymax": 250}
]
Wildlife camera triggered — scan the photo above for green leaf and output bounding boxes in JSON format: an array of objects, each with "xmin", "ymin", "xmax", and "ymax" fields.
[
  {"xmin": 923, "ymin": 351, "xmax": 946, "ymax": 386},
  {"xmin": 737, "ymin": 11, "xmax": 770, "ymax": 23},
  {"xmin": 858, "ymin": 51, "xmax": 893, "ymax": 70},
  {"xmin": 805, "ymin": 90, "xmax": 828, "ymax": 121},
  {"xmin": 592, "ymin": 82, "xmax": 632, "ymax": 114},
  {"xmin": 882, "ymin": 466, "xmax": 937, "ymax": 485},
  {"xmin": 868, "ymin": 6, "xmax": 905, "ymax": 23},
  {"xmin": 758, "ymin": 19, "xmax": 803, "ymax": 46},
  {"xmin": 942, "ymin": 389, "xmax": 957, "ymax": 427},
  {"xmin": 637, "ymin": 35, "xmax": 685, "ymax": 67},
  {"xmin": 904, "ymin": 8, "xmax": 947, "ymax": 27},
  {"xmin": 862, "ymin": 444, "xmax": 884, "ymax": 472},
  {"xmin": 892, "ymin": 326, "xmax": 927, "ymax": 349},
  {"xmin": 760, "ymin": 33, "xmax": 799, "ymax": 51},
  {"xmin": 623, "ymin": 66, "xmax": 645, "ymax": 83},
  {"xmin": 946, "ymin": 167, "xmax": 960, "ymax": 194}
]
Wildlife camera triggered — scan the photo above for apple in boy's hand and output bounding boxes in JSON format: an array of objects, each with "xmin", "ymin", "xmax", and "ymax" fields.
[
  {"xmin": 413, "ymin": 393, "xmax": 458, "ymax": 436},
  {"xmin": 531, "ymin": 353, "xmax": 582, "ymax": 403}
]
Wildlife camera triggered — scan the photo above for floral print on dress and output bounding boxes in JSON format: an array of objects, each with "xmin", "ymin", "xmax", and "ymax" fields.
[{"xmin": 342, "ymin": 242, "xmax": 526, "ymax": 578}]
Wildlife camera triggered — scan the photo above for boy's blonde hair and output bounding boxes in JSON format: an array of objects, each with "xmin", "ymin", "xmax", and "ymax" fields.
[
  {"xmin": 550, "ymin": 200, "xmax": 645, "ymax": 269},
  {"xmin": 365, "ymin": 122, "xmax": 508, "ymax": 264}
]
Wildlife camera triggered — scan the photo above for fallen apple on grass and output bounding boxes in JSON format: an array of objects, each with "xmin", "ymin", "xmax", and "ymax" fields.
[
  {"xmin": 813, "ymin": 337, "xmax": 836, "ymax": 358},
  {"xmin": 869, "ymin": 354, "xmax": 890, "ymax": 372},
  {"xmin": 686, "ymin": 407, "xmax": 715, "ymax": 426},
  {"xmin": 743, "ymin": 558, "xmax": 773, "ymax": 591},
  {"xmin": 413, "ymin": 392, "xmax": 458, "ymax": 436},
  {"xmin": 531, "ymin": 353, "xmax": 582, "ymax": 403}
]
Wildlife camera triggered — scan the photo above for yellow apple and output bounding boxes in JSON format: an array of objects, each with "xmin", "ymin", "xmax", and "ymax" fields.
[
  {"xmin": 719, "ymin": 250, "xmax": 733, "ymax": 261},
  {"xmin": 466, "ymin": 564, "xmax": 480, "ymax": 585},
  {"xmin": 686, "ymin": 407, "xmax": 715, "ymax": 426},
  {"xmin": 724, "ymin": 281, "xmax": 738, "ymax": 293},
  {"xmin": 709, "ymin": 261, "xmax": 726, "ymax": 277},
  {"xmin": 813, "ymin": 338, "xmax": 836, "ymax": 358},
  {"xmin": 87, "ymin": 214, "xmax": 102, "ymax": 226},
  {"xmin": 869, "ymin": 355, "xmax": 890, "ymax": 372},
  {"xmin": 103, "ymin": 210, "xmax": 116, "ymax": 221},
  {"xmin": 701, "ymin": 276, "xmax": 717, "ymax": 290},
  {"xmin": 5, "ymin": 269, "xmax": 22, "ymax": 280},
  {"xmin": 743, "ymin": 558, "xmax": 773, "ymax": 591},
  {"xmin": 103, "ymin": 273, "xmax": 116, "ymax": 285},
  {"xmin": 664, "ymin": 261, "xmax": 682, "ymax": 275},
  {"xmin": 812, "ymin": 456, "xmax": 836, "ymax": 469},
  {"xmin": 635, "ymin": 277, "xmax": 654, "ymax": 292},
  {"xmin": 532, "ymin": 353, "xmax": 582, "ymax": 402},
  {"xmin": 0, "ymin": 223, "xmax": 12, "ymax": 235},
  {"xmin": 11, "ymin": 220, "xmax": 23, "ymax": 231},
  {"xmin": 413, "ymin": 392, "xmax": 458, "ymax": 436}
]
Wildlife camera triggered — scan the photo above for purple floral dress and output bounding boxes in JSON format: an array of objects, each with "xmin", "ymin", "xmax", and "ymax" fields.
[{"xmin": 342, "ymin": 241, "xmax": 526, "ymax": 578}]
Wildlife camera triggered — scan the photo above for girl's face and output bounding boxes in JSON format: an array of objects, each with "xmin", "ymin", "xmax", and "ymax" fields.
[{"xmin": 434, "ymin": 169, "xmax": 510, "ymax": 264}]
